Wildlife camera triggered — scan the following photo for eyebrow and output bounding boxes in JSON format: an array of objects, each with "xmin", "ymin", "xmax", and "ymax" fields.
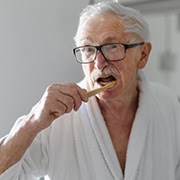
[
  {"xmin": 80, "ymin": 36, "xmax": 121, "ymax": 46},
  {"xmin": 102, "ymin": 37, "xmax": 119, "ymax": 43}
]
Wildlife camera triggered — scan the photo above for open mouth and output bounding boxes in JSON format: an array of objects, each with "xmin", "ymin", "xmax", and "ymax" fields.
[{"xmin": 97, "ymin": 75, "xmax": 116, "ymax": 86}]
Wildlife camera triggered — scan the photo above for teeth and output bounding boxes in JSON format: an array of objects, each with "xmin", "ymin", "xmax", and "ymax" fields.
[
  {"xmin": 98, "ymin": 76, "xmax": 115, "ymax": 84},
  {"xmin": 100, "ymin": 81, "xmax": 109, "ymax": 85}
]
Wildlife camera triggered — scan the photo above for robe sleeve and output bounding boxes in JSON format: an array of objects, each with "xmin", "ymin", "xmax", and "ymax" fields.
[{"xmin": 0, "ymin": 116, "xmax": 50, "ymax": 180}]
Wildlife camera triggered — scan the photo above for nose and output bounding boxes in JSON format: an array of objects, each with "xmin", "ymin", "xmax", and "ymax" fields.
[{"xmin": 94, "ymin": 51, "xmax": 108, "ymax": 70}]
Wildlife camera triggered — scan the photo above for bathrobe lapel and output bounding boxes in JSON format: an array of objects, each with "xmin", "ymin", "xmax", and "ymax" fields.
[
  {"xmin": 85, "ymin": 96, "xmax": 123, "ymax": 179},
  {"xmin": 124, "ymin": 78, "xmax": 152, "ymax": 180}
]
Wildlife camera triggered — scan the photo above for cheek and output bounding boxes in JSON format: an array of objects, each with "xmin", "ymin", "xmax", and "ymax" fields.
[
  {"xmin": 123, "ymin": 53, "xmax": 140, "ymax": 73},
  {"xmin": 116, "ymin": 60, "xmax": 137, "ymax": 75},
  {"xmin": 124, "ymin": 63, "xmax": 138, "ymax": 81},
  {"xmin": 117, "ymin": 60, "xmax": 138, "ymax": 84}
]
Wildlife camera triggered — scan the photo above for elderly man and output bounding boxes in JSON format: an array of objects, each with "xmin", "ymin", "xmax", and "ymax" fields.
[{"xmin": 0, "ymin": 1, "xmax": 180, "ymax": 180}]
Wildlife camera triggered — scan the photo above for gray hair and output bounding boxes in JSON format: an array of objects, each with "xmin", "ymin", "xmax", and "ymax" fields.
[{"xmin": 74, "ymin": 1, "xmax": 150, "ymax": 45}]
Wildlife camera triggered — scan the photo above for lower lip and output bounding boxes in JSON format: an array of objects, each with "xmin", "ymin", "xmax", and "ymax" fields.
[{"xmin": 99, "ymin": 80, "xmax": 116, "ymax": 85}]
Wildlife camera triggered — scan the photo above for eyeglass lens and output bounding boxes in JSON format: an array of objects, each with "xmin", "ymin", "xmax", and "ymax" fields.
[{"xmin": 75, "ymin": 44, "xmax": 125, "ymax": 63}]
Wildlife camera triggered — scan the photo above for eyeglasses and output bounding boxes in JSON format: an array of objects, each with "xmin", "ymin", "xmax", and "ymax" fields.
[{"xmin": 72, "ymin": 42, "xmax": 144, "ymax": 64}]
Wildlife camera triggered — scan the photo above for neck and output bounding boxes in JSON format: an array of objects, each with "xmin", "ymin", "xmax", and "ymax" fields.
[{"xmin": 97, "ymin": 88, "xmax": 139, "ymax": 128}]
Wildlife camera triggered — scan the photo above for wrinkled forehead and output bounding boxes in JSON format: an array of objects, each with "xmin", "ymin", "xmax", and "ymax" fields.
[{"xmin": 75, "ymin": 12, "xmax": 127, "ymax": 45}]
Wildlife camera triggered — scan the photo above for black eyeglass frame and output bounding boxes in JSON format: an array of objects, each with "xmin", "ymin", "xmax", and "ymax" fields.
[{"xmin": 72, "ymin": 42, "xmax": 145, "ymax": 64}]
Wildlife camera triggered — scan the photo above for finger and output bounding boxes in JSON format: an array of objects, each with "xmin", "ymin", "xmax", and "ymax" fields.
[
  {"xmin": 48, "ymin": 83, "xmax": 88, "ymax": 112},
  {"xmin": 44, "ymin": 97, "xmax": 67, "ymax": 118},
  {"xmin": 58, "ymin": 83, "xmax": 88, "ymax": 102},
  {"xmin": 75, "ymin": 86, "xmax": 88, "ymax": 102},
  {"xmin": 57, "ymin": 88, "xmax": 81, "ymax": 111},
  {"xmin": 55, "ymin": 94, "xmax": 74, "ymax": 113},
  {"xmin": 72, "ymin": 87, "xmax": 88, "ymax": 111}
]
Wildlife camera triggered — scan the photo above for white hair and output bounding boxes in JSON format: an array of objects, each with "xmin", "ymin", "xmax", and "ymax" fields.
[{"xmin": 74, "ymin": 1, "xmax": 150, "ymax": 45}]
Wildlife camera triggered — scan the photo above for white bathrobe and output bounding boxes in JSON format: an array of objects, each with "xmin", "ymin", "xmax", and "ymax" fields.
[{"xmin": 1, "ymin": 73, "xmax": 180, "ymax": 180}]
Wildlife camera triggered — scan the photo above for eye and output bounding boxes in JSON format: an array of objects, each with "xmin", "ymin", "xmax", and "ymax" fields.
[
  {"xmin": 83, "ymin": 46, "xmax": 95, "ymax": 53},
  {"xmin": 109, "ymin": 44, "xmax": 118, "ymax": 50},
  {"xmin": 111, "ymin": 44, "xmax": 117, "ymax": 48},
  {"xmin": 104, "ymin": 44, "xmax": 118, "ymax": 51}
]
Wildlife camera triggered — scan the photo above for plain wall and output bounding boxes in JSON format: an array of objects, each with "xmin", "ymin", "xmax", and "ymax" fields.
[
  {"xmin": 144, "ymin": 12, "xmax": 180, "ymax": 96},
  {"xmin": 0, "ymin": 0, "xmax": 87, "ymax": 137}
]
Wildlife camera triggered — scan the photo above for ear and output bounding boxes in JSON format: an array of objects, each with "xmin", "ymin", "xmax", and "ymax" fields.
[{"xmin": 137, "ymin": 42, "xmax": 152, "ymax": 69}]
